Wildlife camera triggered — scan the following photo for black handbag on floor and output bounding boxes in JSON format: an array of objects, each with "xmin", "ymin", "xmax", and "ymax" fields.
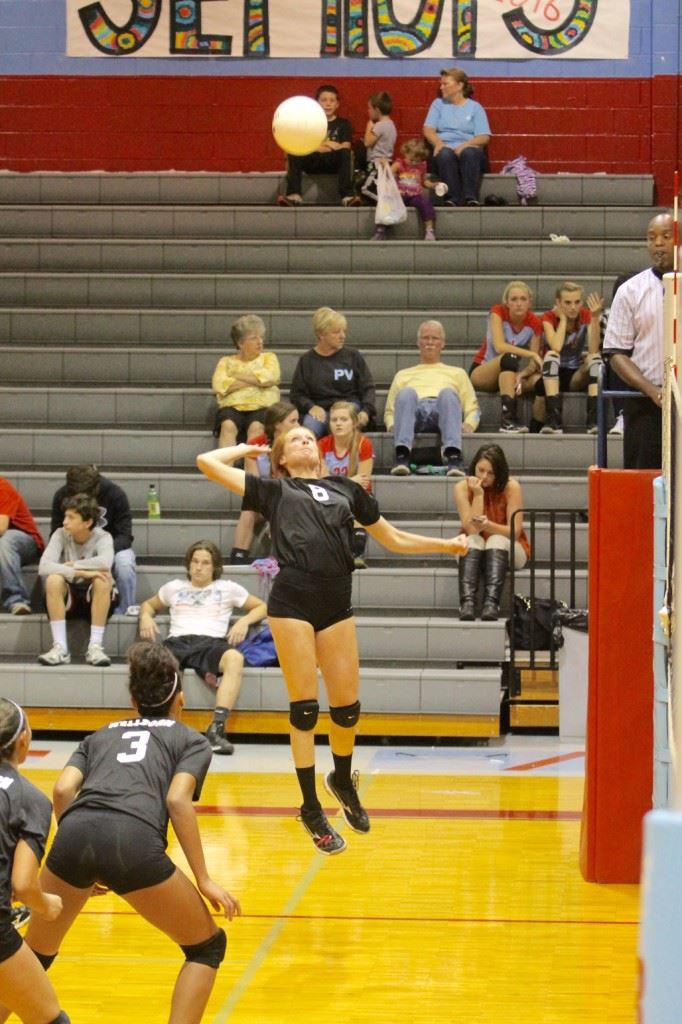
[{"xmin": 508, "ymin": 595, "xmax": 565, "ymax": 650}]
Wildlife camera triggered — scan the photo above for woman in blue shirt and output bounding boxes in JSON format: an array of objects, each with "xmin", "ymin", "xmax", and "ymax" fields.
[{"xmin": 423, "ymin": 67, "xmax": 491, "ymax": 206}]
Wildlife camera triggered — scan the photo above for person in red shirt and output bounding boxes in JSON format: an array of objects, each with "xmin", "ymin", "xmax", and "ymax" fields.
[
  {"xmin": 0, "ymin": 478, "xmax": 44, "ymax": 615},
  {"xmin": 318, "ymin": 401, "xmax": 375, "ymax": 568},
  {"xmin": 540, "ymin": 282, "xmax": 603, "ymax": 434}
]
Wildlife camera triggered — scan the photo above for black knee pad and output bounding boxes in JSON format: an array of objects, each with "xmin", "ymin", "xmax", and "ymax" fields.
[
  {"xmin": 47, "ymin": 1012, "xmax": 70, "ymax": 1024},
  {"xmin": 533, "ymin": 377, "xmax": 546, "ymax": 397},
  {"xmin": 289, "ymin": 699, "xmax": 319, "ymax": 731},
  {"xmin": 35, "ymin": 950, "xmax": 57, "ymax": 971},
  {"xmin": 499, "ymin": 353, "xmax": 519, "ymax": 373},
  {"xmin": 542, "ymin": 352, "xmax": 560, "ymax": 378},
  {"xmin": 329, "ymin": 700, "xmax": 361, "ymax": 728},
  {"xmin": 588, "ymin": 357, "xmax": 603, "ymax": 382},
  {"xmin": 181, "ymin": 928, "xmax": 226, "ymax": 969}
]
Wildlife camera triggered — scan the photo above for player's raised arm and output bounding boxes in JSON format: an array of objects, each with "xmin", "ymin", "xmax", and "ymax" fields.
[{"xmin": 196, "ymin": 444, "xmax": 271, "ymax": 497}]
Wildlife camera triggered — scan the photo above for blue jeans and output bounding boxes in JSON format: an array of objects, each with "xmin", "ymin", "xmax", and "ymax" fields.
[
  {"xmin": 434, "ymin": 146, "xmax": 486, "ymax": 204},
  {"xmin": 392, "ymin": 388, "xmax": 463, "ymax": 452},
  {"xmin": 113, "ymin": 547, "xmax": 137, "ymax": 612},
  {"xmin": 0, "ymin": 529, "xmax": 40, "ymax": 610}
]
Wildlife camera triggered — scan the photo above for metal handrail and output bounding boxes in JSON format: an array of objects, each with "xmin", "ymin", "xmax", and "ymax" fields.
[{"xmin": 596, "ymin": 362, "xmax": 642, "ymax": 467}]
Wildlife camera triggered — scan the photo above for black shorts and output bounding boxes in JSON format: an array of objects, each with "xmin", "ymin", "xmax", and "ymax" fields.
[
  {"xmin": 46, "ymin": 808, "xmax": 176, "ymax": 896},
  {"xmin": 164, "ymin": 634, "xmax": 234, "ymax": 682},
  {"xmin": 268, "ymin": 568, "xmax": 353, "ymax": 633},
  {"xmin": 0, "ymin": 918, "xmax": 22, "ymax": 964},
  {"xmin": 41, "ymin": 579, "xmax": 118, "ymax": 619},
  {"xmin": 213, "ymin": 407, "xmax": 265, "ymax": 440}
]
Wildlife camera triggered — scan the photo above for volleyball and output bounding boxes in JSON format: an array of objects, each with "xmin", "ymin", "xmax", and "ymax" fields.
[{"xmin": 272, "ymin": 96, "xmax": 328, "ymax": 157}]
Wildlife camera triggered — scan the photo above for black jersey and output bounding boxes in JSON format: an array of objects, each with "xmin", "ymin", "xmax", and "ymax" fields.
[
  {"xmin": 60, "ymin": 717, "xmax": 212, "ymax": 843},
  {"xmin": 0, "ymin": 762, "xmax": 51, "ymax": 921},
  {"xmin": 243, "ymin": 474, "xmax": 380, "ymax": 577}
]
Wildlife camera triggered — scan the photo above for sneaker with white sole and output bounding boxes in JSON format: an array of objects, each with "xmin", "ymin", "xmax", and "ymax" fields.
[
  {"xmin": 205, "ymin": 722, "xmax": 234, "ymax": 755},
  {"xmin": 38, "ymin": 643, "xmax": 70, "ymax": 666},
  {"xmin": 9, "ymin": 602, "xmax": 31, "ymax": 615},
  {"xmin": 298, "ymin": 805, "xmax": 347, "ymax": 855},
  {"xmin": 85, "ymin": 643, "xmax": 111, "ymax": 667},
  {"xmin": 10, "ymin": 905, "xmax": 31, "ymax": 930},
  {"xmin": 609, "ymin": 414, "xmax": 624, "ymax": 436},
  {"xmin": 324, "ymin": 770, "xmax": 370, "ymax": 834}
]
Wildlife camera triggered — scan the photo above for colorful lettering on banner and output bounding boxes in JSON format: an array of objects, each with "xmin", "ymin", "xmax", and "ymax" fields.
[
  {"xmin": 172, "ymin": 0, "xmax": 231, "ymax": 53},
  {"xmin": 78, "ymin": 0, "xmax": 161, "ymax": 55},
  {"xmin": 500, "ymin": 0, "xmax": 597, "ymax": 55},
  {"xmin": 322, "ymin": 0, "xmax": 368, "ymax": 56},
  {"xmin": 245, "ymin": 0, "xmax": 269, "ymax": 55},
  {"xmin": 454, "ymin": 0, "xmax": 476, "ymax": 56},
  {"xmin": 373, "ymin": 0, "xmax": 445, "ymax": 57}
]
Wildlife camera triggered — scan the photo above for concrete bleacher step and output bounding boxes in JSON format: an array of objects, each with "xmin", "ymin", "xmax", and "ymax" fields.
[
  {"xmin": 0, "ymin": 237, "xmax": 647, "ymax": 276},
  {"xmin": 0, "ymin": 385, "xmax": 616, "ymax": 436},
  {"xmin": 5, "ymin": 469, "xmax": 588, "ymax": 515},
  {"xmin": 0, "ymin": 660, "xmax": 504, "ymax": 724},
  {"xmin": 0, "ymin": 270, "xmax": 618, "ymax": 312},
  {"xmin": 0, "ymin": 613, "xmax": 506, "ymax": 663},
  {"xmin": 0, "ymin": 204, "xmax": 659, "ymax": 244},
  {"xmin": 0, "ymin": 170, "xmax": 656, "ymax": 207}
]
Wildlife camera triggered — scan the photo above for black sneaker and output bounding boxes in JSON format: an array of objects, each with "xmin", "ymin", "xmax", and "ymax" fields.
[
  {"xmin": 324, "ymin": 770, "xmax": 370, "ymax": 834},
  {"xmin": 11, "ymin": 904, "xmax": 30, "ymax": 930},
  {"xmin": 205, "ymin": 722, "xmax": 234, "ymax": 756},
  {"xmin": 390, "ymin": 452, "xmax": 412, "ymax": 476},
  {"xmin": 445, "ymin": 453, "xmax": 466, "ymax": 478},
  {"xmin": 298, "ymin": 805, "xmax": 347, "ymax": 855}
]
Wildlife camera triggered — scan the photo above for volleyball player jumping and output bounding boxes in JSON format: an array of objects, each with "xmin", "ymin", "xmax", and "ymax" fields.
[
  {"xmin": 197, "ymin": 431, "xmax": 468, "ymax": 855},
  {"xmin": 4, "ymin": 641, "xmax": 240, "ymax": 1024}
]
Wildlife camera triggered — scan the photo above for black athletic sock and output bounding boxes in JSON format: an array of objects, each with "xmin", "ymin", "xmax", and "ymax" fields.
[
  {"xmin": 332, "ymin": 752, "xmax": 353, "ymax": 790},
  {"xmin": 296, "ymin": 765, "xmax": 321, "ymax": 811},
  {"xmin": 212, "ymin": 706, "xmax": 229, "ymax": 730}
]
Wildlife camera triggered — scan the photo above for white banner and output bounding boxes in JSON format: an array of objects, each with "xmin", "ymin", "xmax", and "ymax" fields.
[{"xmin": 67, "ymin": 0, "xmax": 630, "ymax": 60}]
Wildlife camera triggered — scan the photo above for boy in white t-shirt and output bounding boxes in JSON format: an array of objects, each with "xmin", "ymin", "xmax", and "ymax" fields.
[{"xmin": 138, "ymin": 540, "xmax": 266, "ymax": 754}]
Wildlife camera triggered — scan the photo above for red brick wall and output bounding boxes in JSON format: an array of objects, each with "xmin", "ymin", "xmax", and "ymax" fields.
[{"xmin": 0, "ymin": 74, "xmax": 678, "ymax": 201}]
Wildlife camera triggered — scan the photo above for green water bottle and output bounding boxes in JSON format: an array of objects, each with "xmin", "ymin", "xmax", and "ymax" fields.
[{"xmin": 147, "ymin": 483, "xmax": 161, "ymax": 520}]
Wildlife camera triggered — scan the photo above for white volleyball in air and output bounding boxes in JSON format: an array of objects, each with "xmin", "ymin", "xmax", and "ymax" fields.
[{"xmin": 272, "ymin": 96, "xmax": 328, "ymax": 156}]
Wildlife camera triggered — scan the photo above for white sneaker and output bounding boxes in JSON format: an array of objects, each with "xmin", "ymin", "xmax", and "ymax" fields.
[
  {"xmin": 38, "ymin": 643, "xmax": 70, "ymax": 666},
  {"xmin": 10, "ymin": 602, "xmax": 31, "ymax": 615},
  {"xmin": 85, "ymin": 643, "xmax": 111, "ymax": 667},
  {"xmin": 609, "ymin": 414, "xmax": 624, "ymax": 436}
]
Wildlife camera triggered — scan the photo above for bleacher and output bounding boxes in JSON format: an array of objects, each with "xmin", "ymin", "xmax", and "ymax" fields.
[{"xmin": 0, "ymin": 170, "xmax": 654, "ymax": 737}]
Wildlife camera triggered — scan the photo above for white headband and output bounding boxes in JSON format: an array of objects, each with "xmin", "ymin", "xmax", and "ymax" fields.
[
  {"xmin": 144, "ymin": 673, "xmax": 179, "ymax": 709},
  {"xmin": 3, "ymin": 700, "xmax": 25, "ymax": 749}
]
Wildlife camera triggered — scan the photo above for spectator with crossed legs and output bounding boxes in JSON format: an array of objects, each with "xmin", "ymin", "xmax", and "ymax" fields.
[{"xmin": 197, "ymin": 431, "xmax": 468, "ymax": 855}]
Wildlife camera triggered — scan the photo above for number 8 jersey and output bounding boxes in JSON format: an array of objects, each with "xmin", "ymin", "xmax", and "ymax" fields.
[{"xmin": 59, "ymin": 718, "xmax": 212, "ymax": 842}]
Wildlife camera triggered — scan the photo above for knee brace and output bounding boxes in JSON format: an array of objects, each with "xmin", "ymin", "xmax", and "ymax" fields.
[
  {"xmin": 35, "ymin": 950, "xmax": 57, "ymax": 971},
  {"xmin": 499, "ymin": 353, "xmax": 519, "ymax": 373},
  {"xmin": 48, "ymin": 1013, "xmax": 71, "ymax": 1024},
  {"xmin": 329, "ymin": 700, "xmax": 361, "ymax": 728},
  {"xmin": 533, "ymin": 377, "xmax": 545, "ymax": 397},
  {"xmin": 542, "ymin": 352, "xmax": 560, "ymax": 378},
  {"xmin": 289, "ymin": 699, "xmax": 319, "ymax": 731},
  {"xmin": 181, "ymin": 928, "xmax": 227, "ymax": 969},
  {"xmin": 588, "ymin": 356, "xmax": 603, "ymax": 382}
]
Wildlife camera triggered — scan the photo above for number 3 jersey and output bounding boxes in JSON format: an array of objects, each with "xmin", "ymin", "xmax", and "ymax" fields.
[{"xmin": 59, "ymin": 718, "xmax": 212, "ymax": 842}]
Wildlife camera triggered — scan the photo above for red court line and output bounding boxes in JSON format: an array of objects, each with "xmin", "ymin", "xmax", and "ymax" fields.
[
  {"xmin": 506, "ymin": 751, "xmax": 585, "ymax": 771},
  {"xmin": 26, "ymin": 750, "xmax": 50, "ymax": 758},
  {"xmin": 196, "ymin": 805, "xmax": 581, "ymax": 821}
]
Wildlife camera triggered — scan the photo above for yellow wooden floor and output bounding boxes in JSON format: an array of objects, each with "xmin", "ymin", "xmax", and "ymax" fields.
[{"xmin": 16, "ymin": 759, "xmax": 639, "ymax": 1024}]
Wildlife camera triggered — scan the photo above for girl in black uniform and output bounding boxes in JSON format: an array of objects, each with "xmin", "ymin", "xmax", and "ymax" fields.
[
  {"xmin": 14, "ymin": 642, "xmax": 241, "ymax": 1024},
  {"xmin": 197, "ymin": 431, "xmax": 468, "ymax": 855},
  {"xmin": 0, "ymin": 698, "xmax": 69, "ymax": 1024}
]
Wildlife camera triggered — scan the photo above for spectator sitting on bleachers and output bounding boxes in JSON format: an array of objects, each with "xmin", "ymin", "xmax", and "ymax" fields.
[
  {"xmin": 319, "ymin": 401, "xmax": 375, "ymax": 569},
  {"xmin": 385, "ymin": 319, "xmax": 479, "ymax": 477},
  {"xmin": 539, "ymin": 282, "xmax": 603, "ymax": 434},
  {"xmin": 290, "ymin": 306, "xmax": 376, "ymax": 440},
  {"xmin": 138, "ymin": 540, "xmax": 267, "ymax": 755},
  {"xmin": 211, "ymin": 313, "xmax": 281, "ymax": 448},
  {"xmin": 0, "ymin": 477, "xmax": 44, "ymax": 615},
  {"xmin": 453, "ymin": 443, "xmax": 530, "ymax": 621},
  {"xmin": 469, "ymin": 281, "xmax": 543, "ymax": 433},
  {"xmin": 51, "ymin": 463, "xmax": 137, "ymax": 616},
  {"xmin": 229, "ymin": 400, "xmax": 299, "ymax": 565},
  {"xmin": 38, "ymin": 492, "xmax": 115, "ymax": 667},
  {"xmin": 277, "ymin": 84, "xmax": 360, "ymax": 208}
]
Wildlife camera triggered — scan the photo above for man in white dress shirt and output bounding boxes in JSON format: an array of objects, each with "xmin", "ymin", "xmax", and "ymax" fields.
[{"xmin": 603, "ymin": 212, "xmax": 675, "ymax": 469}]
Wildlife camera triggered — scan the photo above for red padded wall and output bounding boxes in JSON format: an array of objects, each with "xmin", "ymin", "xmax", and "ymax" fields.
[{"xmin": 580, "ymin": 468, "xmax": 657, "ymax": 883}]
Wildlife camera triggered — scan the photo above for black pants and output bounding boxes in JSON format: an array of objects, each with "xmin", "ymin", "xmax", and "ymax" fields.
[
  {"xmin": 285, "ymin": 150, "xmax": 353, "ymax": 199},
  {"xmin": 623, "ymin": 396, "xmax": 662, "ymax": 469}
]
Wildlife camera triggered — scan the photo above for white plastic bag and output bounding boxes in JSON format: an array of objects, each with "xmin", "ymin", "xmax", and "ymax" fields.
[{"xmin": 375, "ymin": 162, "xmax": 407, "ymax": 226}]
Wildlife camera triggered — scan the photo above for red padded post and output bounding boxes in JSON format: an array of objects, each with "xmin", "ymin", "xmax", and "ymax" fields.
[{"xmin": 580, "ymin": 468, "xmax": 657, "ymax": 882}]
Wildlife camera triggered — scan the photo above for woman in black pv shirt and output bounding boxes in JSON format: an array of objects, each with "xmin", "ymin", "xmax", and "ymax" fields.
[
  {"xmin": 0, "ymin": 699, "xmax": 69, "ymax": 1024},
  {"xmin": 16, "ymin": 642, "xmax": 241, "ymax": 1024},
  {"xmin": 197, "ymin": 430, "xmax": 468, "ymax": 856}
]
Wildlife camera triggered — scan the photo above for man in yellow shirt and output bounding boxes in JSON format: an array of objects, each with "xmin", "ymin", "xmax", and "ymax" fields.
[{"xmin": 385, "ymin": 320, "xmax": 480, "ymax": 476}]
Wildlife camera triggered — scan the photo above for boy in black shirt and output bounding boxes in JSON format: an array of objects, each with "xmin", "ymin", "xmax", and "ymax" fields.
[{"xmin": 278, "ymin": 84, "xmax": 360, "ymax": 207}]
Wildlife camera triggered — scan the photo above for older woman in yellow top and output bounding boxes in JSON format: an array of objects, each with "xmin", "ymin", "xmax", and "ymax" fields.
[{"xmin": 211, "ymin": 314, "xmax": 281, "ymax": 447}]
